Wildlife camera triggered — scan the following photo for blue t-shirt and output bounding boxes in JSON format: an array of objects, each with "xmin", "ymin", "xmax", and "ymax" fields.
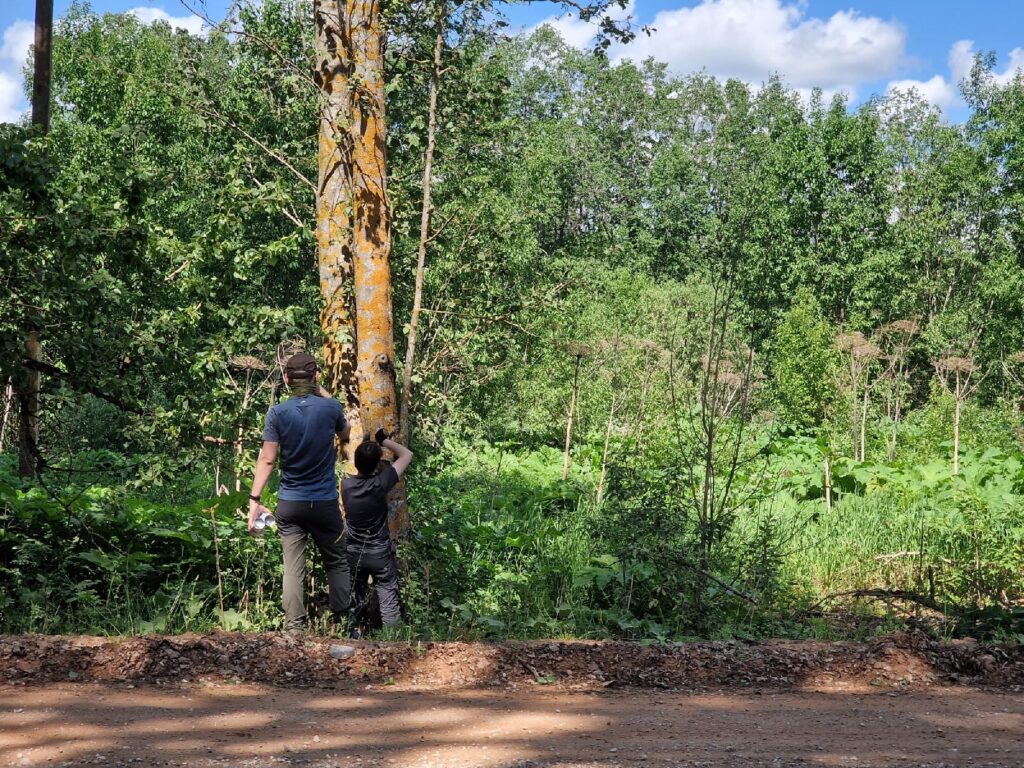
[{"xmin": 262, "ymin": 395, "xmax": 348, "ymax": 501}]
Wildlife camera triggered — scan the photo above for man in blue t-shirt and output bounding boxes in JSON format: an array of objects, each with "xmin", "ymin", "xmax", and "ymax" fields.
[{"xmin": 247, "ymin": 351, "xmax": 351, "ymax": 629}]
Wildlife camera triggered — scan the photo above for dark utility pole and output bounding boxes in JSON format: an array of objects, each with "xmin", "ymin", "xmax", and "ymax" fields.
[
  {"xmin": 18, "ymin": 0, "xmax": 52, "ymax": 477},
  {"xmin": 31, "ymin": 0, "xmax": 53, "ymax": 131}
]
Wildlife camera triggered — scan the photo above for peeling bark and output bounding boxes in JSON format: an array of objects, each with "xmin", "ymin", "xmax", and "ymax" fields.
[
  {"xmin": 314, "ymin": 0, "xmax": 362, "ymax": 453},
  {"xmin": 314, "ymin": 0, "xmax": 407, "ymax": 536}
]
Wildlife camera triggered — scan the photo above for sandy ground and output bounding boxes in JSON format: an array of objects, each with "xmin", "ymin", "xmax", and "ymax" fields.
[
  {"xmin": 1, "ymin": 682, "xmax": 1022, "ymax": 768},
  {"xmin": 2, "ymin": 633, "xmax": 1022, "ymax": 767}
]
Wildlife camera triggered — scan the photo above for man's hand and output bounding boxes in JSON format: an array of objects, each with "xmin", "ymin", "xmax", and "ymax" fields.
[{"xmin": 248, "ymin": 499, "xmax": 272, "ymax": 533}]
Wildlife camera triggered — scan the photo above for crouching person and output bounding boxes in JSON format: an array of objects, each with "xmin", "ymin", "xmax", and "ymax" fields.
[{"xmin": 342, "ymin": 429, "xmax": 413, "ymax": 636}]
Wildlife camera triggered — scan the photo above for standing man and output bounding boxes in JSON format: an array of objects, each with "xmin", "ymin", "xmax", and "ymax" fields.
[{"xmin": 248, "ymin": 351, "xmax": 351, "ymax": 629}]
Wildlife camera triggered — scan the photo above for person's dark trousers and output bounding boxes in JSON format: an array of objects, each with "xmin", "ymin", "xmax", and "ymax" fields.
[
  {"xmin": 275, "ymin": 499, "xmax": 351, "ymax": 629},
  {"xmin": 347, "ymin": 545, "xmax": 401, "ymax": 628}
]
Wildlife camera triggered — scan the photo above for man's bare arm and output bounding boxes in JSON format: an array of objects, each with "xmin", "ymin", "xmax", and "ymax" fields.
[{"xmin": 248, "ymin": 441, "xmax": 278, "ymax": 531}]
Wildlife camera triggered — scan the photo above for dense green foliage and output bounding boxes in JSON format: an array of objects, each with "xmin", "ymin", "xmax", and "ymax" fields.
[{"xmin": 1, "ymin": 1, "xmax": 1022, "ymax": 640}]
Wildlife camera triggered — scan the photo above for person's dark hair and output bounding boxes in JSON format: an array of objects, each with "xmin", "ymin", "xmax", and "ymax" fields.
[{"xmin": 354, "ymin": 440, "xmax": 382, "ymax": 475}]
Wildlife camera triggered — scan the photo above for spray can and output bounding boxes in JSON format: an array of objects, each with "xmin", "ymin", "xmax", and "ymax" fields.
[{"xmin": 251, "ymin": 510, "xmax": 276, "ymax": 535}]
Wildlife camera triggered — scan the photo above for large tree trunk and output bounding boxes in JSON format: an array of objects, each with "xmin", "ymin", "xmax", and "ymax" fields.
[
  {"xmin": 314, "ymin": 0, "xmax": 362, "ymax": 449},
  {"xmin": 314, "ymin": 0, "xmax": 407, "ymax": 538},
  {"xmin": 398, "ymin": 6, "xmax": 444, "ymax": 446}
]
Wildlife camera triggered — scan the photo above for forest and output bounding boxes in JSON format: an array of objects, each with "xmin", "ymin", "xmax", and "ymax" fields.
[{"xmin": 1, "ymin": 0, "xmax": 1023, "ymax": 643}]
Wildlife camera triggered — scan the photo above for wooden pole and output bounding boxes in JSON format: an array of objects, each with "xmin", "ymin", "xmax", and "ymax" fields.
[
  {"xmin": 17, "ymin": 0, "xmax": 52, "ymax": 478},
  {"xmin": 31, "ymin": 0, "xmax": 53, "ymax": 132}
]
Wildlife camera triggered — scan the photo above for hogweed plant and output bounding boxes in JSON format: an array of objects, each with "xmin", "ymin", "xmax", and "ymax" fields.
[{"xmin": 933, "ymin": 355, "xmax": 985, "ymax": 476}]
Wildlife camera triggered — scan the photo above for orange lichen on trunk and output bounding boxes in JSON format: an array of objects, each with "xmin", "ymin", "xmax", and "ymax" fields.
[
  {"xmin": 314, "ymin": 0, "xmax": 407, "ymax": 535},
  {"xmin": 314, "ymin": 0, "xmax": 362, "ymax": 458},
  {"xmin": 347, "ymin": 0, "xmax": 407, "ymax": 538}
]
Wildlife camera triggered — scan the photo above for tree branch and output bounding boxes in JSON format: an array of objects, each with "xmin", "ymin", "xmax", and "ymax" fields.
[{"xmin": 21, "ymin": 358, "xmax": 143, "ymax": 414}]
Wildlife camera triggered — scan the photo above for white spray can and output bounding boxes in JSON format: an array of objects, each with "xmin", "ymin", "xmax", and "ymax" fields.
[{"xmin": 251, "ymin": 510, "xmax": 276, "ymax": 535}]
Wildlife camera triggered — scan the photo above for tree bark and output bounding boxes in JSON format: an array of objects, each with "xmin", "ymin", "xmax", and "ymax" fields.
[
  {"xmin": 0, "ymin": 381, "xmax": 13, "ymax": 451},
  {"xmin": 399, "ymin": 6, "xmax": 444, "ymax": 445},
  {"xmin": 17, "ymin": 332, "xmax": 41, "ymax": 477},
  {"xmin": 315, "ymin": 0, "xmax": 407, "ymax": 537},
  {"xmin": 314, "ymin": 0, "xmax": 363, "ymax": 450}
]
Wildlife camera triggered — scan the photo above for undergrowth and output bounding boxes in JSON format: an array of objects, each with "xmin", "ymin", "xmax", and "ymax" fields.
[{"xmin": 1, "ymin": 439, "xmax": 1022, "ymax": 641}]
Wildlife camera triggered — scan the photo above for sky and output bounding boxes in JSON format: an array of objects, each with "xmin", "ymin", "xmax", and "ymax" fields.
[{"xmin": 2, "ymin": 0, "xmax": 1023, "ymax": 124}]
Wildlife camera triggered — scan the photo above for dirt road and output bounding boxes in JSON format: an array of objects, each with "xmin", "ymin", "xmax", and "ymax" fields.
[
  {"xmin": 2, "ymin": 682, "xmax": 1022, "ymax": 768},
  {"xmin": 1, "ymin": 633, "xmax": 1022, "ymax": 767}
]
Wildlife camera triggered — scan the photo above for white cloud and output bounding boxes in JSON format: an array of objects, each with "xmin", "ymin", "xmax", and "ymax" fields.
[
  {"xmin": 0, "ymin": 20, "xmax": 32, "ymax": 124},
  {"xmin": 1, "ymin": 19, "xmax": 34, "ymax": 66},
  {"xmin": 0, "ymin": 70, "xmax": 25, "ymax": 123},
  {"xmin": 993, "ymin": 47, "xmax": 1024, "ymax": 85},
  {"xmin": 536, "ymin": 15, "xmax": 598, "ymax": 50},
  {"xmin": 128, "ymin": 7, "xmax": 205, "ymax": 36},
  {"xmin": 611, "ymin": 0, "xmax": 904, "ymax": 91},
  {"xmin": 948, "ymin": 39, "xmax": 974, "ymax": 86},
  {"xmin": 885, "ymin": 74, "xmax": 956, "ymax": 111},
  {"xmin": 885, "ymin": 39, "xmax": 1024, "ymax": 115},
  {"xmin": 943, "ymin": 39, "xmax": 1024, "ymax": 89},
  {"xmin": 535, "ymin": 0, "xmax": 904, "ymax": 97}
]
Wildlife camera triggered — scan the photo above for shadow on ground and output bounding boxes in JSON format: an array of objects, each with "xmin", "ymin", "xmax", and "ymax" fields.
[
  {"xmin": 1, "ymin": 682, "xmax": 1022, "ymax": 767},
  {"xmin": 2, "ymin": 632, "xmax": 1023, "ymax": 767}
]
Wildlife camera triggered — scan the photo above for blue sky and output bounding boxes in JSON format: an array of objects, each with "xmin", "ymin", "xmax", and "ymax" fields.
[{"xmin": 2, "ymin": 0, "xmax": 1023, "ymax": 123}]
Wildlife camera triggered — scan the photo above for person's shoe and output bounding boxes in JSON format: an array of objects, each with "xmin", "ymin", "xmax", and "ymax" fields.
[{"xmin": 348, "ymin": 623, "xmax": 364, "ymax": 640}]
